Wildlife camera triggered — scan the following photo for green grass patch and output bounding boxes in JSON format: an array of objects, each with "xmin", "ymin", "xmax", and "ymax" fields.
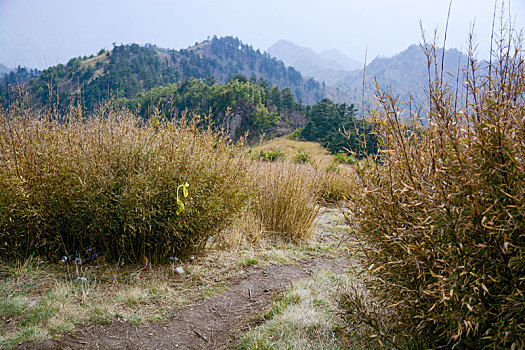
[
  {"xmin": 202, "ymin": 283, "xmax": 228, "ymax": 300},
  {"xmin": 238, "ymin": 270, "xmax": 351, "ymax": 350},
  {"xmin": 240, "ymin": 258, "xmax": 259, "ymax": 267}
]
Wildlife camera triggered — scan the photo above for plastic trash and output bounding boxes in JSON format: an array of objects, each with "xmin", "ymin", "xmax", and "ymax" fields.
[
  {"xmin": 60, "ymin": 249, "xmax": 101, "ymax": 266},
  {"xmin": 60, "ymin": 254, "xmax": 75, "ymax": 264},
  {"xmin": 174, "ymin": 266, "xmax": 185, "ymax": 274},
  {"xmin": 88, "ymin": 252, "xmax": 101, "ymax": 260}
]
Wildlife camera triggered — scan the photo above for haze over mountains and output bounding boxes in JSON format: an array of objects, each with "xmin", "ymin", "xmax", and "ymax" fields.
[
  {"xmin": 0, "ymin": 64, "xmax": 12, "ymax": 75},
  {"xmin": 267, "ymin": 40, "xmax": 362, "ymax": 85},
  {"xmin": 1, "ymin": 36, "xmax": 468, "ymax": 115},
  {"xmin": 335, "ymin": 44, "xmax": 467, "ymax": 108},
  {"xmin": 267, "ymin": 40, "xmax": 468, "ymax": 109}
]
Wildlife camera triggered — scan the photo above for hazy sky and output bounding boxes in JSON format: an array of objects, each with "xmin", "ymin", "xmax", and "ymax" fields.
[{"xmin": 1, "ymin": 0, "xmax": 524, "ymax": 69}]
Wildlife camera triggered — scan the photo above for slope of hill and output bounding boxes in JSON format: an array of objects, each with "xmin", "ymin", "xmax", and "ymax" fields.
[
  {"xmin": 320, "ymin": 48, "xmax": 362, "ymax": 71},
  {"xmin": 124, "ymin": 76, "xmax": 308, "ymax": 141},
  {"xmin": 0, "ymin": 63, "xmax": 11, "ymax": 75},
  {"xmin": 267, "ymin": 40, "xmax": 361, "ymax": 85},
  {"xmin": 334, "ymin": 44, "xmax": 467, "ymax": 110},
  {"xmin": 26, "ymin": 37, "xmax": 326, "ymax": 111}
]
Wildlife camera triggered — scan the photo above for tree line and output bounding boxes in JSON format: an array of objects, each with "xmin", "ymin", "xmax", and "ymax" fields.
[{"xmin": 0, "ymin": 38, "xmax": 375, "ymax": 155}]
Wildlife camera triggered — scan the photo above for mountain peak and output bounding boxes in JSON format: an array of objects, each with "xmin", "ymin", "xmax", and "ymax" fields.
[
  {"xmin": 319, "ymin": 48, "xmax": 362, "ymax": 71},
  {"xmin": 267, "ymin": 40, "xmax": 362, "ymax": 85},
  {"xmin": 271, "ymin": 39, "xmax": 297, "ymax": 47}
]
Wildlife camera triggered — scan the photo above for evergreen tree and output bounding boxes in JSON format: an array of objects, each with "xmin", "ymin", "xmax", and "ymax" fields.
[{"xmin": 301, "ymin": 99, "xmax": 376, "ymax": 156}]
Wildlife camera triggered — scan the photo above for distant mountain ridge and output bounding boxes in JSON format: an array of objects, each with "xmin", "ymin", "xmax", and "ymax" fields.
[
  {"xmin": 267, "ymin": 40, "xmax": 362, "ymax": 85},
  {"xmin": 267, "ymin": 40, "xmax": 467, "ymax": 111},
  {"xmin": 335, "ymin": 44, "xmax": 467, "ymax": 110},
  {"xmin": 320, "ymin": 48, "xmax": 362, "ymax": 71},
  {"xmin": 0, "ymin": 63, "xmax": 12, "ymax": 75}
]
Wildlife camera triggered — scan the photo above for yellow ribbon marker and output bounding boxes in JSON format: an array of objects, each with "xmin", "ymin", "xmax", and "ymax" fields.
[{"xmin": 176, "ymin": 182, "xmax": 190, "ymax": 215}]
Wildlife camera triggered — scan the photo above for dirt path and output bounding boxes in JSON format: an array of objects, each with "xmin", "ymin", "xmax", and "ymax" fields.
[
  {"xmin": 16, "ymin": 207, "xmax": 352, "ymax": 349},
  {"xmin": 20, "ymin": 256, "xmax": 350, "ymax": 350}
]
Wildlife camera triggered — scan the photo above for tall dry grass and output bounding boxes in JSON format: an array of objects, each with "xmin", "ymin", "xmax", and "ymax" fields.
[
  {"xmin": 0, "ymin": 102, "xmax": 251, "ymax": 263},
  {"xmin": 343, "ymin": 24, "xmax": 525, "ymax": 349},
  {"xmin": 251, "ymin": 161, "xmax": 320, "ymax": 242},
  {"xmin": 0, "ymin": 97, "xmax": 326, "ymax": 264}
]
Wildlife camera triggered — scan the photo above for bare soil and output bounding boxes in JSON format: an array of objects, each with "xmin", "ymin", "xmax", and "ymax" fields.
[{"xmin": 19, "ymin": 256, "xmax": 349, "ymax": 350}]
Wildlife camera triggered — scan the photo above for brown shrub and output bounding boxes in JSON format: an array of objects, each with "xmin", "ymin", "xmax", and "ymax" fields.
[
  {"xmin": 251, "ymin": 161, "xmax": 320, "ymax": 241},
  {"xmin": 344, "ymin": 26, "xmax": 525, "ymax": 349},
  {"xmin": 0, "ymin": 105, "xmax": 251, "ymax": 263}
]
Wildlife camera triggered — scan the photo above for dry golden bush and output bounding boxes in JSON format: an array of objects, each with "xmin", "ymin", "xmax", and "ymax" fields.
[
  {"xmin": 0, "ymin": 103, "xmax": 251, "ymax": 263},
  {"xmin": 251, "ymin": 161, "xmax": 320, "ymax": 242},
  {"xmin": 343, "ymin": 25, "xmax": 525, "ymax": 349}
]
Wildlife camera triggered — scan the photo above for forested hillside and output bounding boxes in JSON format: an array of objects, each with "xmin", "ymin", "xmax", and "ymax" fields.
[
  {"xmin": 18, "ymin": 37, "xmax": 324, "ymax": 112},
  {"xmin": 0, "ymin": 66, "xmax": 41, "ymax": 106},
  {"xmin": 122, "ymin": 75, "xmax": 306, "ymax": 140},
  {"xmin": 119, "ymin": 75, "xmax": 375, "ymax": 152}
]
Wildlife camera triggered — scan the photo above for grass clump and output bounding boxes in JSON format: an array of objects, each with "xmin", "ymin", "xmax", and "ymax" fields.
[
  {"xmin": 344, "ymin": 25, "xmax": 525, "ymax": 348},
  {"xmin": 319, "ymin": 171, "xmax": 353, "ymax": 203},
  {"xmin": 256, "ymin": 148, "xmax": 286, "ymax": 162},
  {"xmin": 0, "ymin": 104, "xmax": 251, "ymax": 263},
  {"xmin": 332, "ymin": 152, "xmax": 356, "ymax": 165},
  {"xmin": 251, "ymin": 161, "xmax": 320, "ymax": 241},
  {"xmin": 240, "ymin": 258, "xmax": 259, "ymax": 266},
  {"xmin": 292, "ymin": 149, "xmax": 312, "ymax": 164},
  {"xmin": 238, "ymin": 270, "xmax": 350, "ymax": 350},
  {"xmin": 318, "ymin": 153, "xmax": 357, "ymax": 203},
  {"xmin": 287, "ymin": 127, "xmax": 303, "ymax": 140}
]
